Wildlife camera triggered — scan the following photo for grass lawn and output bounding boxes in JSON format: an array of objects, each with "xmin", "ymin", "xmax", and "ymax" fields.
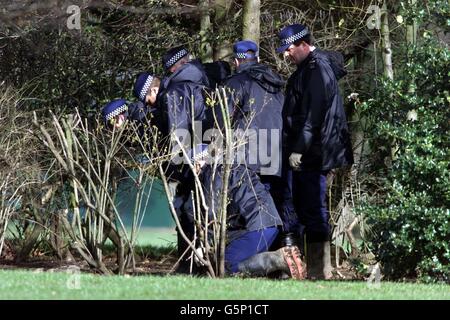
[
  {"xmin": 0, "ymin": 269, "xmax": 448, "ymax": 300},
  {"xmin": 133, "ymin": 227, "xmax": 177, "ymax": 247},
  {"xmin": 1, "ymin": 228, "xmax": 448, "ymax": 300}
]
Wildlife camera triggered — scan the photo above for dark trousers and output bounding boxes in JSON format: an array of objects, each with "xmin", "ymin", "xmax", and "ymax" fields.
[
  {"xmin": 292, "ymin": 170, "xmax": 330, "ymax": 243},
  {"xmin": 259, "ymin": 172, "xmax": 301, "ymax": 234},
  {"xmin": 172, "ymin": 183, "xmax": 198, "ymax": 273}
]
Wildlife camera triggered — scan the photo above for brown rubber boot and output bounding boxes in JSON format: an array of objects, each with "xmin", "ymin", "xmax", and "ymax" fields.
[
  {"xmin": 281, "ymin": 246, "xmax": 307, "ymax": 279},
  {"xmin": 237, "ymin": 246, "xmax": 306, "ymax": 279},
  {"xmin": 306, "ymin": 241, "xmax": 333, "ymax": 280}
]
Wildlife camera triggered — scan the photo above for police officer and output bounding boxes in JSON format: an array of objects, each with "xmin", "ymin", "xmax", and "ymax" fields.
[
  {"xmin": 133, "ymin": 72, "xmax": 166, "ymax": 143},
  {"xmin": 276, "ymin": 24, "xmax": 354, "ymax": 279},
  {"xmin": 159, "ymin": 46, "xmax": 211, "ymax": 137},
  {"xmin": 103, "ymin": 72, "xmax": 161, "ymax": 131},
  {"xmin": 133, "ymin": 72, "xmax": 161, "ymax": 107},
  {"xmin": 187, "ymin": 144, "xmax": 303, "ymax": 279},
  {"xmin": 101, "ymin": 98, "xmax": 149, "ymax": 130},
  {"xmin": 223, "ymin": 40, "xmax": 300, "ymax": 247},
  {"xmin": 157, "ymin": 46, "xmax": 213, "ymax": 273}
]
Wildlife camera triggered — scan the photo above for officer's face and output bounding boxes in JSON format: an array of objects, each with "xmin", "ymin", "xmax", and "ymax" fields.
[
  {"xmin": 146, "ymin": 87, "xmax": 159, "ymax": 106},
  {"xmin": 284, "ymin": 42, "xmax": 309, "ymax": 65},
  {"xmin": 112, "ymin": 113, "xmax": 126, "ymax": 128}
]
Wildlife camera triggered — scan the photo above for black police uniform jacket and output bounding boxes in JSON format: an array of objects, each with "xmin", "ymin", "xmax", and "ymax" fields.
[
  {"xmin": 223, "ymin": 62, "xmax": 285, "ymax": 177},
  {"xmin": 155, "ymin": 60, "xmax": 212, "ymax": 186},
  {"xmin": 116, "ymin": 101, "xmax": 163, "ymax": 153},
  {"xmin": 201, "ymin": 164, "xmax": 282, "ymax": 243},
  {"xmin": 283, "ymin": 49, "xmax": 354, "ymax": 171},
  {"xmin": 159, "ymin": 59, "xmax": 211, "ymax": 138},
  {"xmin": 127, "ymin": 100, "xmax": 163, "ymax": 137}
]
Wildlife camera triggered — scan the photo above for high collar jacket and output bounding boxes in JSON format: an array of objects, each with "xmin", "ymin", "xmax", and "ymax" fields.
[
  {"xmin": 223, "ymin": 62, "xmax": 285, "ymax": 176},
  {"xmin": 283, "ymin": 49, "xmax": 354, "ymax": 171}
]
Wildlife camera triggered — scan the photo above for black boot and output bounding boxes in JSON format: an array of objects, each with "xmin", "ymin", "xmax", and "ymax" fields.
[
  {"xmin": 175, "ymin": 231, "xmax": 201, "ymax": 275},
  {"xmin": 237, "ymin": 248, "xmax": 290, "ymax": 277},
  {"xmin": 237, "ymin": 246, "xmax": 306, "ymax": 279},
  {"xmin": 175, "ymin": 233, "xmax": 191, "ymax": 274}
]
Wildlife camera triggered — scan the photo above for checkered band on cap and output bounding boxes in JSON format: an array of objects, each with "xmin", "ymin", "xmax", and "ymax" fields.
[
  {"xmin": 190, "ymin": 144, "xmax": 210, "ymax": 163},
  {"xmin": 165, "ymin": 49, "xmax": 188, "ymax": 69},
  {"xmin": 281, "ymin": 28, "xmax": 309, "ymax": 46},
  {"xmin": 139, "ymin": 75, "xmax": 154, "ymax": 101},
  {"xmin": 105, "ymin": 103, "xmax": 128, "ymax": 120},
  {"xmin": 192, "ymin": 148, "xmax": 209, "ymax": 162},
  {"xmin": 235, "ymin": 52, "xmax": 257, "ymax": 59}
]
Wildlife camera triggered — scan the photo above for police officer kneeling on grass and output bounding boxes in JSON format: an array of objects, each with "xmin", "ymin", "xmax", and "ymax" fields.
[
  {"xmin": 192, "ymin": 145, "xmax": 307, "ymax": 280},
  {"xmin": 222, "ymin": 40, "xmax": 301, "ymax": 247},
  {"xmin": 276, "ymin": 24, "xmax": 354, "ymax": 279}
]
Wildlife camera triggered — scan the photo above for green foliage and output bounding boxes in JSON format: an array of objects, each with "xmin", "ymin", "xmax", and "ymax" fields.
[
  {"xmin": 0, "ymin": 4, "xmax": 196, "ymax": 116},
  {"xmin": 358, "ymin": 37, "xmax": 450, "ymax": 282},
  {"xmin": 399, "ymin": 0, "xmax": 450, "ymax": 30}
]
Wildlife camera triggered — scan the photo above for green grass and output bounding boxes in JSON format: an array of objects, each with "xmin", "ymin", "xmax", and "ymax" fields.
[
  {"xmin": 2, "ymin": 228, "xmax": 448, "ymax": 300},
  {"xmin": 0, "ymin": 269, "xmax": 448, "ymax": 300},
  {"xmin": 7, "ymin": 223, "xmax": 177, "ymax": 247},
  {"xmin": 102, "ymin": 227, "xmax": 176, "ymax": 249},
  {"xmin": 133, "ymin": 227, "xmax": 177, "ymax": 247}
]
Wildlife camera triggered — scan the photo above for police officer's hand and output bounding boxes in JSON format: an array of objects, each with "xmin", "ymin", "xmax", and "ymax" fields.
[
  {"xmin": 193, "ymin": 246, "xmax": 205, "ymax": 267},
  {"xmin": 289, "ymin": 153, "xmax": 303, "ymax": 170},
  {"xmin": 194, "ymin": 160, "xmax": 206, "ymax": 175}
]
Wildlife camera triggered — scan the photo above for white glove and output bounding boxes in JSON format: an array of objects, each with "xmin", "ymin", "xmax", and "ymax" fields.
[
  {"xmin": 289, "ymin": 153, "xmax": 303, "ymax": 170},
  {"xmin": 193, "ymin": 246, "xmax": 205, "ymax": 266}
]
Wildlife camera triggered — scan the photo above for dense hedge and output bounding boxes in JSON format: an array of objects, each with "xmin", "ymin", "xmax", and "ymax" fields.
[{"xmin": 358, "ymin": 38, "xmax": 449, "ymax": 282}]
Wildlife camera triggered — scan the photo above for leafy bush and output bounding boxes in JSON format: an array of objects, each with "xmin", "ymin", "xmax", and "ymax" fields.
[
  {"xmin": 0, "ymin": 4, "xmax": 196, "ymax": 116},
  {"xmin": 358, "ymin": 38, "xmax": 449, "ymax": 282}
]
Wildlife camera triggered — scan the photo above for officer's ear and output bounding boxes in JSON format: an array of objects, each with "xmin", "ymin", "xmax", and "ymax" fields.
[
  {"xmin": 234, "ymin": 58, "xmax": 240, "ymax": 68},
  {"xmin": 169, "ymin": 65, "xmax": 177, "ymax": 73},
  {"xmin": 257, "ymin": 56, "xmax": 260, "ymax": 63},
  {"xmin": 300, "ymin": 41, "xmax": 310, "ymax": 51}
]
